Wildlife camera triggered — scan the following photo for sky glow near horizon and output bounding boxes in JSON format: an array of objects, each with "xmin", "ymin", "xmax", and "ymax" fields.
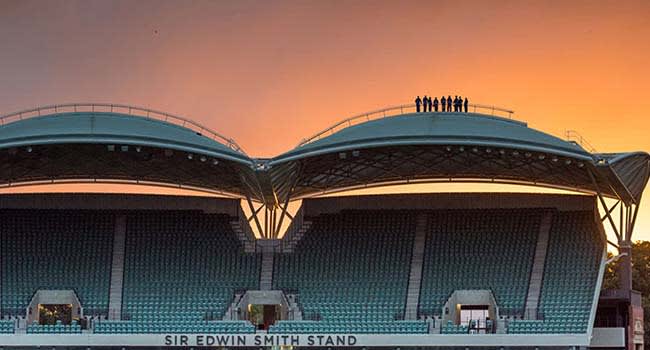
[{"xmin": 0, "ymin": 0, "xmax": 649, "ymax": 242}]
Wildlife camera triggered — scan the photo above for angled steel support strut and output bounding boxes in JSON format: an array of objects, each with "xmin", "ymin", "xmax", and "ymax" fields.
[
  {"xmin": 245, "ymin": 195, "xmax": 264, "ymax": 239},
  {"xmin": 588, "ymin": 169, "xmax": 622, "ymax": 241}
]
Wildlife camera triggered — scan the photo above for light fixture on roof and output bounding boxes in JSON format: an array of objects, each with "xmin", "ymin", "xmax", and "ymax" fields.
[
  {"xmin": 524, "ymin": 152, "xmax": 531, "ymax": 158},
  {"xmin": 538, "ymin": 155, "xmax": 546, "ymax": 160},
  {"xmin": 352, "ymin": 150, "xmax": 360, "ymax": 157},
  {"xmin": 472, "ymin": 147, "xmax": 478, "ymax": 153},
  {"xmin": 135, "ymin": 146, "xmax": 141, "ymax": 153},
  {"xmin": 107, "ymin": 145, "xmax": 115, "ymax": 152},
  {"xmin": 212, "ymin": 159, "xmax": 219, "ymax": 165},
  {"xmin": 578, "ymin": 163, "xmax": 584, "ymax": 168},
  {"xmin": 499, "ymin": 149, "xmax": 505, "ymax": 155},
  {"xmin": 512, "ymin": 151, "xmax": 519, "ymax": 156},
  {"xmin": 26, "ymin": 146, "xmax": 32, "ymax": 153},
  {"xmin": 120, "ymin": 145, "xmax": 129, "ymax": 152},
  {"xmin": 446, "ymin": 146, "xmax": 452, "ymax": 152},
  {"xmin": 338, "ymin": 152, "xmax": 347, "ymax": 159},
  {"xmin": 459, "ymin": 147, "xmax": 465, "ymax": 152},
  {"xmin": 187, "ymin": 154, "xmax": 193, "ymax": 160},
  {"xmin": 485, "ymin": 148, "xmax": 492, "ymax": 153},
  {"xmin": 200, "ymin": 156, "xmax": 207, "ymax": 162},
  {"xmin": 551, "ymin": 157, "xmax": 559, "ymax": 162},
  {"xmin": 565, "ymin": 159, "xmax": 572, "ymax": 165}
]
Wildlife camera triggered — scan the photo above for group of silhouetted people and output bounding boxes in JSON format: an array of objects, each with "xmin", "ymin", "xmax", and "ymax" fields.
[{"xmin": 415, "ymin": 95, "xmax": 468, "ymax": 113}]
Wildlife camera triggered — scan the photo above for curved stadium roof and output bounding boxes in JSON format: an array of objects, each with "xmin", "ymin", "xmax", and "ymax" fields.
[
  {"xmin": 276, "ymin": 113, "xmax": 592, "ymax": 161},
  {"xmin": 269, "ymin": 111, "xmax": 649, "ymax": 205},
  {"xmin": 0, "ymin": 112, "xmax": 250, "ymax": 163},
  {"xmin": 0, "ymin": 103, "xmax": 648, "ymax": 206},
  {"xmin": 0, "ymin": 104, "xmax": 255, "ymax": 197}
]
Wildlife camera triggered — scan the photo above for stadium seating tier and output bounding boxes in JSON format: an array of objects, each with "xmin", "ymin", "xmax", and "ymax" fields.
[
  {"xmin": 272, "ymin": 210, "xmax": 428, "ymax": 334},
  {"xmin": 113, "ymin": 211, "xmax": 261, "ymax": 334},
  {"xmin": 0, "ymin": 210, "xmax": 114, "ymax": 316},
  {"xmin": 508, "ymin": 211, "xmax": 603, "ymax": 334},
  {"xmin": 419, "ymin": 209, "xmax": 541, "ymax": 317}
]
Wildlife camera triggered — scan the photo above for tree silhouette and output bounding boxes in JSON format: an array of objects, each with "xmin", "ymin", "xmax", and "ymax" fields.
[{"xmin": 603, "ymin": 241, "xmax": 650, "ymax": 344}]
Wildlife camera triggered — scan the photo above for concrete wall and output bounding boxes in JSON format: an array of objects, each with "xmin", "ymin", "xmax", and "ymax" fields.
[
  {"xmin": 303, "ymin": 193, "xmax": 596, "ymax": 216},
  {"xmin": 591, "ymin": 327, "xmax": 627, "ymax": 348},
  {"xmin": 442, "ymin": 290, "xmax": 498, "ymax": 325},
  {"xmin": 0, "ymin": 333, "xmax": 593, "ymax": 347},
  {"xmin": 0, "ymin": 193, "xmax": 240, "ymax": 215}
]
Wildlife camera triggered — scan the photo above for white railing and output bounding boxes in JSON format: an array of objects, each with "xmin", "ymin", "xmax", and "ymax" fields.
[
  {"xmin": 0, "ymin": 103, "xmax": 246, "ymax": 154},
  {"xmin": 565, "ymin": 130, "xmax": 597, "ymax": 153},
  {"xmin": 297, "ymin": 103, "xmax": 515, "ymax": 147}
]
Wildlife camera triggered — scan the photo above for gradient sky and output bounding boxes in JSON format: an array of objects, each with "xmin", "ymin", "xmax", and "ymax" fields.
[{"xmin": 1, "ymin": 0, "xmax": 649, "ymax": 240}]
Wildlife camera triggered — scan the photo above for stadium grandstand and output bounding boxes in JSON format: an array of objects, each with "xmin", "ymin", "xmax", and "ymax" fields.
[{"xmin": 0, "ymin": 102, "xmax": 648, "ymax": 349}]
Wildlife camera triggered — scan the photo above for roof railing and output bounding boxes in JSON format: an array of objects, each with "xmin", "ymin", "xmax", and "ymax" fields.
[
  {"xmin": 297, "ymin": 103, "xmax": 515, "ymax": 147},
  {"xmin": 0, "ymin": 103, "xmax": 246, "ymax": 155},
  {"xmin": 565, "ymin": 130, "xmax": 597, "ymax": 153}
]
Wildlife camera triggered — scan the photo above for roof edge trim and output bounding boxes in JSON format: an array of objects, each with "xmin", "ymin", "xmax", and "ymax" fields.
[{"xmin": 272, "ymin": 136, "xmax": 595, "ymax": 165}]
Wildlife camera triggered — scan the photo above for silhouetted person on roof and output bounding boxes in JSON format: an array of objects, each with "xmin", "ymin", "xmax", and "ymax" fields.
[
  {"xmin": 440, "ymin": 96, "xmax": 446, "ymax": 112},
  {"xmin": 427, "ymin": 96, "xmax": 432, "ymax": 112},
  {"xmin": 447, "ymin": 95, "xmax": 452, "ymax": 112},
  {"xmin": 464, "ymin": 97, "xmax": 469, "ymax": 113},
  {"xmin": 415, "ymin": 96, "xmax": 422, "ymax": 113},
  {"xmin": 423, "ymin": 96, "xmax": 429, "ymax": 112},
  {"xmin": 433, "ymin": 97, "xmax": 439, "ymax": 112}
]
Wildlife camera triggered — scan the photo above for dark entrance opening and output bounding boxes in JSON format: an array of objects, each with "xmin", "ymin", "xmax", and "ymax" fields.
[
  {"xmin": 39, "ymin": 304, "xmax": 72, "ymax": 325},
  {"xmin": 248, "ymin": 304, "xmax": 281, "ymax": 330},
  {"xmin": 459, "ymin": 305, "xmax": 492, "ymax": 333}
]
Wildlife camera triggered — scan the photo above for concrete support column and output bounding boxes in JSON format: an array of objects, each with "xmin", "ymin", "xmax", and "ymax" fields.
[{"xmin": 618, "ymin": 242, "xmax": 633, "ymax": 292}]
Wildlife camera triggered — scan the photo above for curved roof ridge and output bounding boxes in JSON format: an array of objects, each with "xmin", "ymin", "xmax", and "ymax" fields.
[
  {"xmin": 297, "ymin": 103, "xmax": 518, "ymax": 148},
  {"xmin": 0, "ymin": 103, "xmax": 246, "ymax": 155},
  {"xmin": 274, "ymin": 112, "xmax": 591, "ymax": 163},
  {"xmin": 0, "ymin": 111, "xmax": 252, "ymax": 165}
]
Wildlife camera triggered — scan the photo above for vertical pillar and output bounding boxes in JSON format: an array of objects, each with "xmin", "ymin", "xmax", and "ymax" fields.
[
  {"xmin": 107, "ymin": 215, "xmax": 127, "ymax": 320},
  {"xmin": 618, "ymin": 242, "xmax": 633, "ymax": 292}
]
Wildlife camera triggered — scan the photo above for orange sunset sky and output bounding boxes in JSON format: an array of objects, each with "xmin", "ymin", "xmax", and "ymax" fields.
[{"xmin": 0, "ymin": 1, "xmax": 649, "ymax": 241}]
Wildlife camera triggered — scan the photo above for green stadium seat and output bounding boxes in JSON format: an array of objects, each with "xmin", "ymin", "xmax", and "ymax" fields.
[
  {"xmin": 0, "ymin": 319, "xmax": 15, "ymax": 334},
  {"xmin": 0, "ymin": 209, "xmax": 113, "ymax": 317},
  {"xmin": 508, "ymin": 211, "xmax": 602, "ymax": 334},
  {"xmin": 419, "ymin": 209, "xmax": 541, "ymax": 317},
  {"xmin": 27, "ymin": 321, "xmax": 82, "ymax": 334},
  {"xmin": 96, "ymin": 211, "xmax": 260, "ymax": 334},
  {"xmin": 271, "ymin": 210, "xmax": 428, "ymax": 334}
]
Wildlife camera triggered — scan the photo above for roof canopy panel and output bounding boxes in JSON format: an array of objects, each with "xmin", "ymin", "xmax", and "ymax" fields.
[
  {"xmin": 275, "ymin": 113, "xmax": 593, "ymax": 162},
  {"xmin": 0, "ymin": 105, "xmax": 648, "ymax": 206},
  {"xmin": 0, "ymin": 108, "xmax": 256, "ymax": 197},
  {"xmin": 270, "ymin": 113, "xmax": 649, "ymax": 205},
  {"xmin": 0, "ymin": 143, "xmax": 251, "ymax": 197},
  {"xmin": 0, "ymin": 112, "xmax": 251, "ymax": 164}
]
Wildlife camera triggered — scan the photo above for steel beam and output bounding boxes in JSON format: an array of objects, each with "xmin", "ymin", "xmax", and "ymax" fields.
[
  {"xmin": 588, "ymin": 169, "xmax": 622, "ymax": 241},
  {"xmin": 600, "ymin": 200, "xmax": 620, "ymax": 222},
  {"xmin": 245, "ymin": 196, "xmax": 264, "ymax": 239}
]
